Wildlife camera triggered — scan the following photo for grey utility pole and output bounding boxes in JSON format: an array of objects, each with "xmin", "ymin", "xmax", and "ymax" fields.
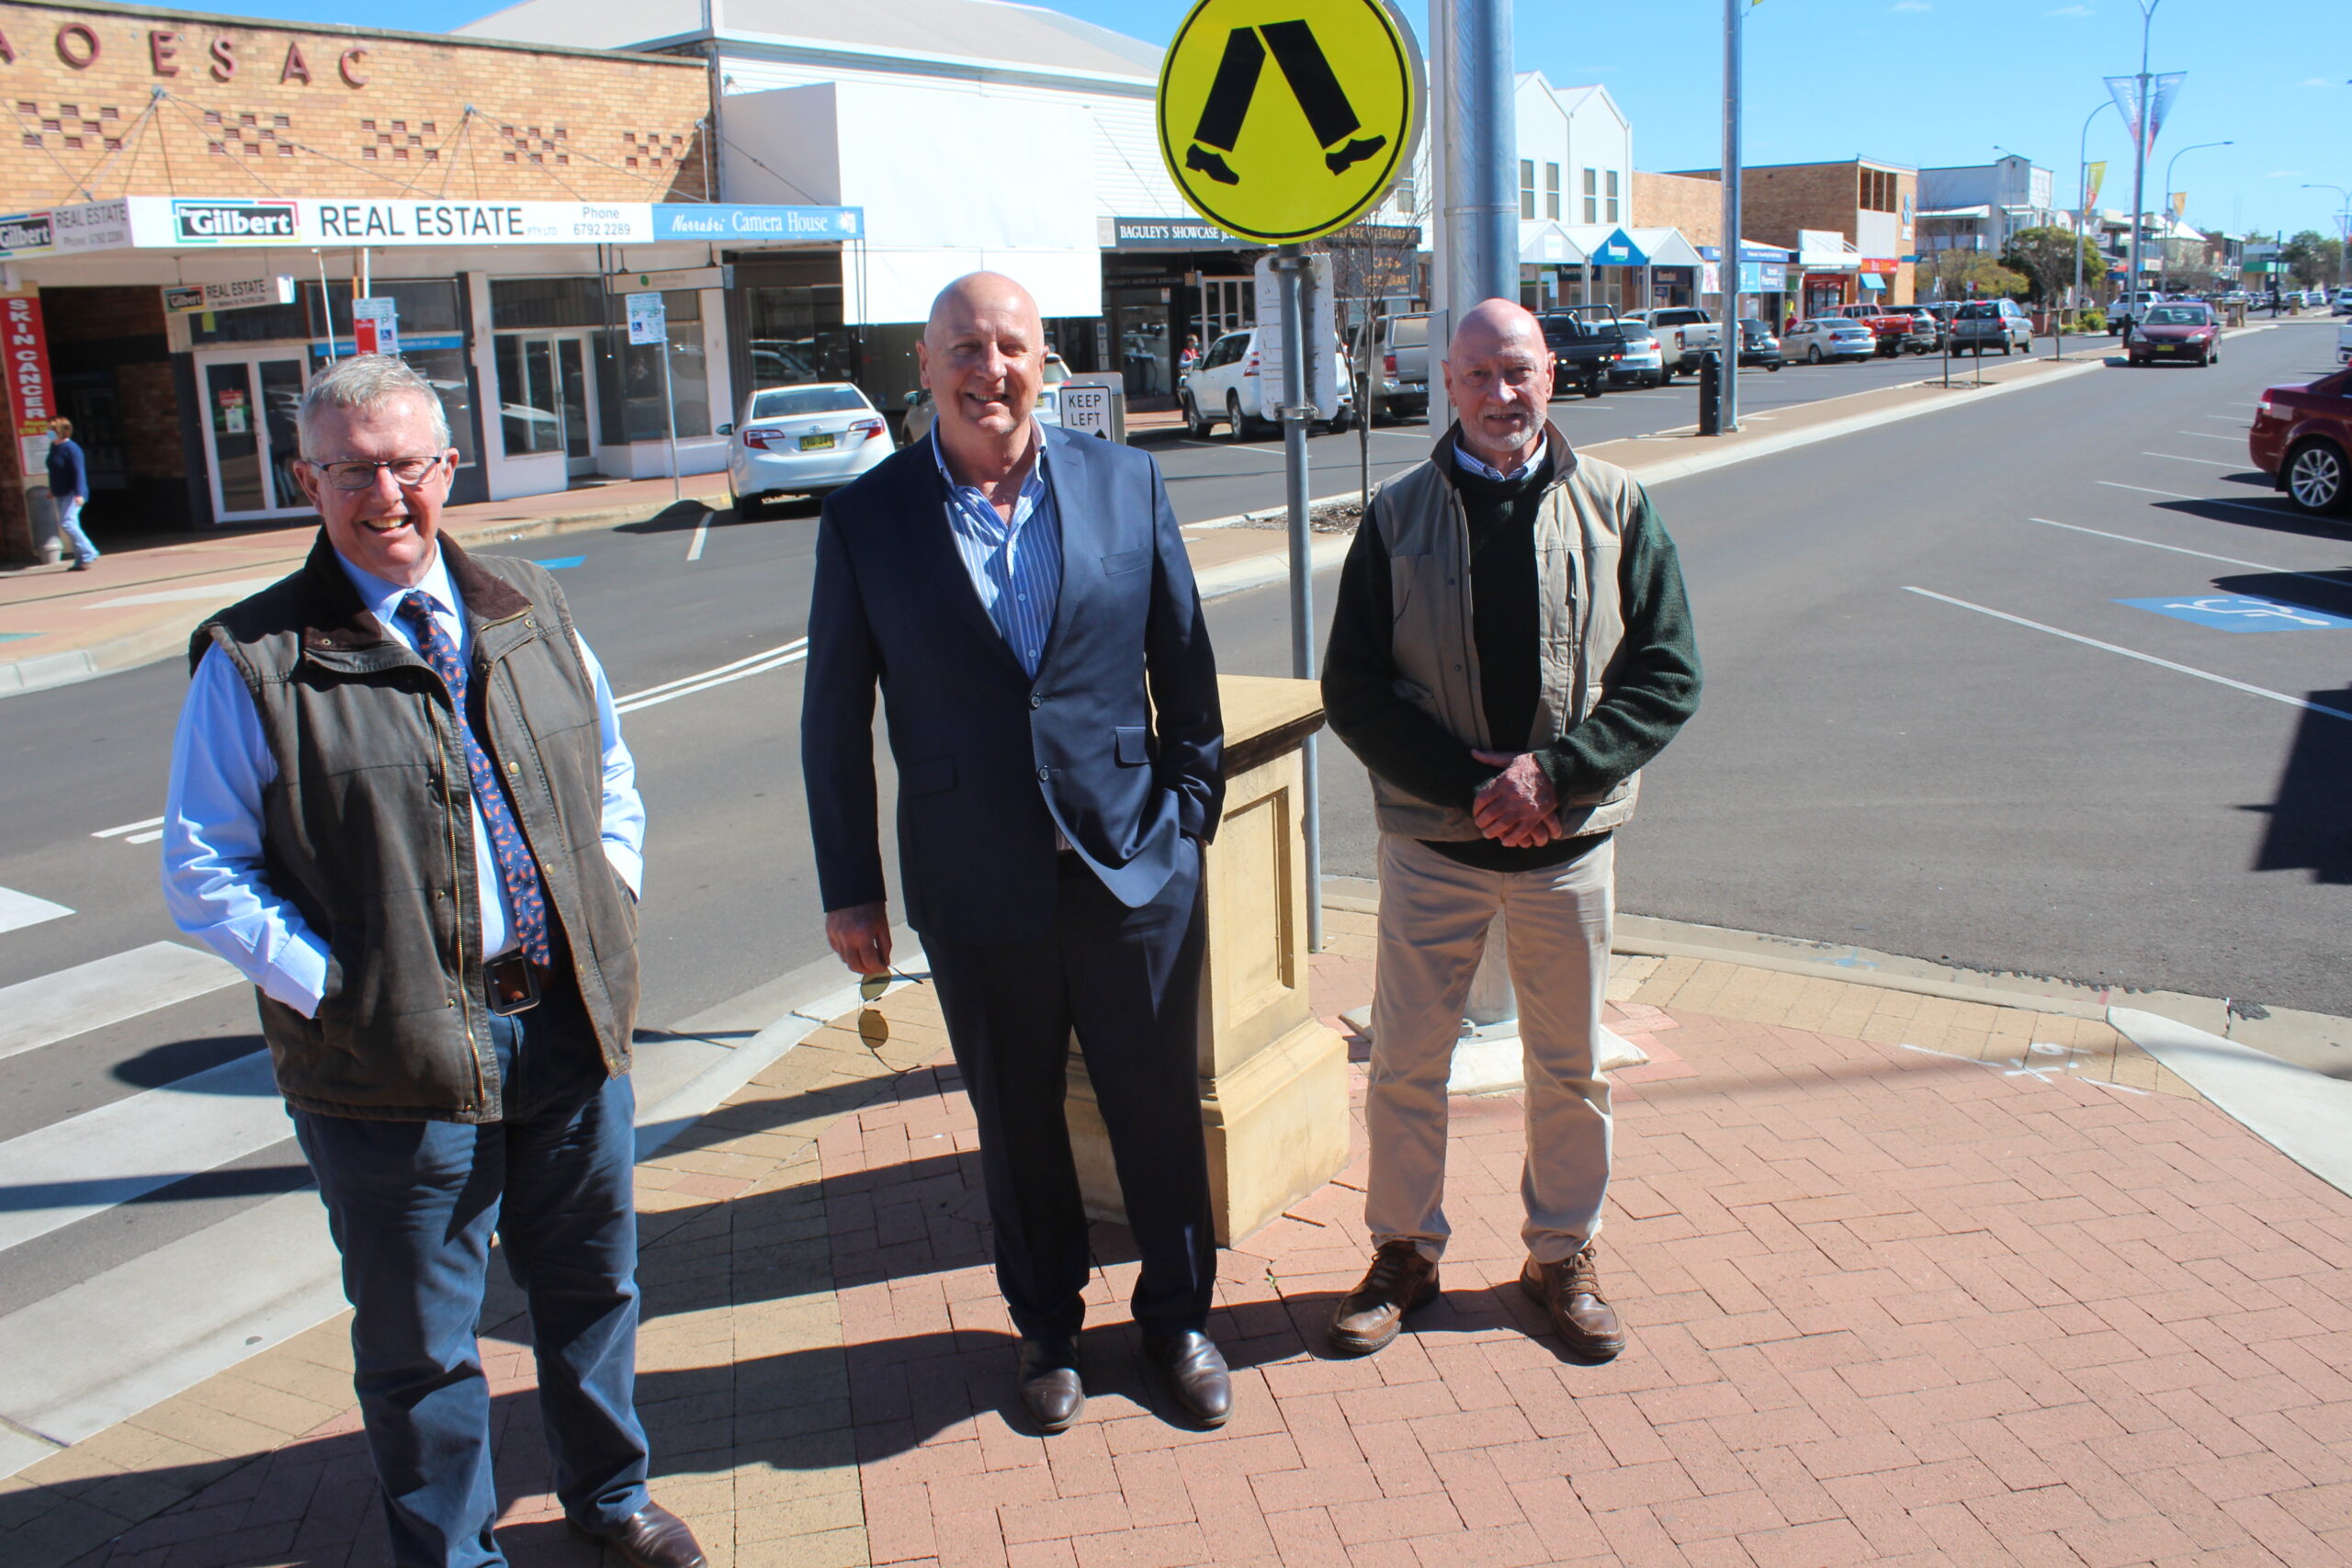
[
  {"xmin": 1719, "ymin": 0, "xmax": 1744, "ymax": 433},
  {"xmin": 1273, "ymin": 247, "xmax": 1321, "ymax": 953},
  {"xmin": 2075, "ymin": 100, "xmax": 2116, "ymax": 309},
  {"xmin": 2124, "ymin": 0, "xmax": 2162, "ymax": 310},
  {"xmin": 2156, "ymin": 141, "xmax": 2230, "ymax": 291},
  {"xmin": 1435, "ymin": 0, "xmax": 1517, "ymax": 330}
]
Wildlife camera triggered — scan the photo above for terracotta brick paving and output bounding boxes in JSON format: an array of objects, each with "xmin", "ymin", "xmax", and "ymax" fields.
[{"xmin": 12, "ymin": 911, "xmax": 2352, "ymax": 1568}]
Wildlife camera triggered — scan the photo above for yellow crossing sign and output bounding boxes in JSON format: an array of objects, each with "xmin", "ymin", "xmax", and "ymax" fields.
[{"xmin": 1158, "ymin": 0, "xmax": 1424, "ymax": 245}]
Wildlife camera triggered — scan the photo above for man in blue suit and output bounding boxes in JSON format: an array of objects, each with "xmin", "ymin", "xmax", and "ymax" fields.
[{"xmin": 802, "ymin": 274, "xmax": 1229, "ymax": 1432}]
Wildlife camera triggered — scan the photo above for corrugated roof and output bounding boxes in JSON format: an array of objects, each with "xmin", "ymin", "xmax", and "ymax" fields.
[{"xmin": 457, "ymin": 0, "xmax": 1160, "ymax": 80}]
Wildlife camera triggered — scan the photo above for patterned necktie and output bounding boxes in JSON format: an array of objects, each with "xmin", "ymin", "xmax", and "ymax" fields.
[{"xmin": 397, "ymin": 592, "xmax": 552, "ymax": 965}]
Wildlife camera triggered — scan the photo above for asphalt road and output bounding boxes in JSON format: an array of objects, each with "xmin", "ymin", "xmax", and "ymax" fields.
[{"xmin": 0, "ymin": 318, "xmax": 2342, "ymax": 1411}]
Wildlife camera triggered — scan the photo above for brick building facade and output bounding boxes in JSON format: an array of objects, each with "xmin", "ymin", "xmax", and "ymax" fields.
[
  {"xmin": 0, "ymin": 4, "xmax": 875, "ymax": 561},
  {"xmin": 1668, "ymin": 158, "xmax": 1918, "ymax": 312}
]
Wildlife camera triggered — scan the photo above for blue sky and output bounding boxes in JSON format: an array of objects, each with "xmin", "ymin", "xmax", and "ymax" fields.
[{"xmin": 222, "ymin": 0, "xmax": 2352, "ymax": 240}]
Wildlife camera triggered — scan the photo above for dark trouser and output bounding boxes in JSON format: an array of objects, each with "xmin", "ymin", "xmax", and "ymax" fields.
[
  {"xmin": 923, "ymin": 840, "xmax": 1215, "ymax": 1344},
  {"xmin": 291, "ymin": 976, "xmax": 649, "ymax": 1568}
]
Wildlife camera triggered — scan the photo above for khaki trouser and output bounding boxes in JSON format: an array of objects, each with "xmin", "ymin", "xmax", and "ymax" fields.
[{"xmin": 1366, "ymin": 832, "xmax": 1613, "ymax": 1266}]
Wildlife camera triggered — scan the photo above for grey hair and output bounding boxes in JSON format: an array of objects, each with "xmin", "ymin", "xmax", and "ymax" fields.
[{"xmin": 296, "ymin": 354, "xmax": 451, "ymax": 457}]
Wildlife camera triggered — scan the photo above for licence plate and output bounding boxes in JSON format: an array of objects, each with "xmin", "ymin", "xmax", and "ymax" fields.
[{"xmin": 799, "ymin": 432, "xmax": 835, "ymax": 451}]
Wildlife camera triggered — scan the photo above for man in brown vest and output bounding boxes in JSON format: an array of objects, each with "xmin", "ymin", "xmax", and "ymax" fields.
[
  {"xmin": 1319, "ymin": 299, "xmax": 1702, "ymax": 1360},
  {"xmin": 160, "ymin": 355, "xmax": 701, "ymax": 1568}
]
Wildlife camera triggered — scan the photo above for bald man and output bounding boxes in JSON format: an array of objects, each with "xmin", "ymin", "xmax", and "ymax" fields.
[
  {"xmin": 802, "ymin": 274, "xmax": 1230, "ymax": 1431},
  {"xmin": 1320, "ymin": 299, "xmax": 1702, "ymax": 1361}
]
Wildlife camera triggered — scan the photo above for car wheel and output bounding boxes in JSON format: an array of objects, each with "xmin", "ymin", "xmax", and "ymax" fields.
[
  {"xmin": 733, "ymin": 492, "xmax": 765, "ymax": 522},
  {"xmin": 1182, "ymin": 393, "xmax": 1210, "ymax": 439},
  {"xmin": 1227, "ymin": 392, "xmax": 1248, "ymax": 442},
  {"xmin": 2284, "ymin": 439, "xmax": 2348, "ymax": 514},
  {"xmin": 1806, "ymin": 345, "xmax": 1823, "ymax": 364},
  {"xmin": 1767, "ymin": 361, "xmax": 1781, "ymax": 372},
  {"xmin": 1582, "ymin": 372, "xmax": 1604, "ymax": 399}
]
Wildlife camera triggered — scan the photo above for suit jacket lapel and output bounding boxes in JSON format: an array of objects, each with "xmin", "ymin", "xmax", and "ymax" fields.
[
  {"xmin": 902, "ymin": 446, "xmax": 1028, "ymax": 677},
  {"xmin": 1036, "ymin": 426, "xmax": 1099, "ymax": 675}
]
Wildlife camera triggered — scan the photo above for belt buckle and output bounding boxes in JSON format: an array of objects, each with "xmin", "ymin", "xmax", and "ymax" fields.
[{"xmin": 485, "ymin": 953, "xmax": 540, "ymax": 1016}]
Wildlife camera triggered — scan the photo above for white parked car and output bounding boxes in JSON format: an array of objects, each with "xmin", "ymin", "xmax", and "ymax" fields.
[
  {"xmin": 1181, "ymin": 327, "xmax": 1354, "ymax": 440},
  {"xmin": 726, "ymin": 383, "xmax": 890, "ymax": 517},
  {"xmin": 1606, "ymin": 320, "xmax": 1666, "ymax": 387},
  {"xmin": 1781, "ymin": 318, "xmax": 1875, "ymax": 364},
  {"xmin": 2335, "ymin": 287, "xmax": 2352, "ymax": 317}
]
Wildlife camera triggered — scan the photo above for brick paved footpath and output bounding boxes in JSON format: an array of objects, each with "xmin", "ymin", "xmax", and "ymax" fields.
[{"xmin": 6, "ymin": 906, "xmax": 2350, "ymax": 1568}]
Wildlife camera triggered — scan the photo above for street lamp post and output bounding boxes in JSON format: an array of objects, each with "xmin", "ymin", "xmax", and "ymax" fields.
[
  {"xmin": 2076, "ymin": 100, "xmax": 2118, "ymax": 310},
  {"xmin": 2157, "ymin": 141, "xmax": 2231, "ymax": 290},
  {"xmin": 2124, "ymin": 0, "xmax": 2163, "ymax": 315},
  {"xmin": 2303, "ymin": 185, "xmax": 2351, "ymax": 294}
]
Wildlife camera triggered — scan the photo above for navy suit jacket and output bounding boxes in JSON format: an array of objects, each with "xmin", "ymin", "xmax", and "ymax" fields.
[{"xmin": 801, "ymin": 423, "xmax": 1224, "ymax": 945}]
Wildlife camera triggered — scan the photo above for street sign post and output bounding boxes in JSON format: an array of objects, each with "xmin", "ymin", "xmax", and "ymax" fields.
[
  {"xmin": 1059, "ymin": 383, "xmax": 1114, "ymax": 440},
  {"xmin": 627, "ymin": 290, "xmax": 682, "ymax": 502},
  {"xmin": 1159, "ymin": 0, "xmax": 1424, "ymax": 953},
  {"xmin": 351, "ymin": 297, "xmax": 398, "ymax": 357}
]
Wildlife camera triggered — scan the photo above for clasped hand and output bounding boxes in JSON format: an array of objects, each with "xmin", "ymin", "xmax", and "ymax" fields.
[{"xmin": 1470, "ymin": 750, "xmax": 1560, "ymax": 848}]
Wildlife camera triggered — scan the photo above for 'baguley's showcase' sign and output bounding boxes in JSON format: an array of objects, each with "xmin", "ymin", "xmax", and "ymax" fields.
[{"xmin": 0, "ymin": 197, "xmax": 865, "ymax": 254}]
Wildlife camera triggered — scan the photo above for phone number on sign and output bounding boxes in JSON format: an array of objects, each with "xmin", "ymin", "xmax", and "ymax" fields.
[{"xmin": 570, "ymin": 221, "xmax": 637, "ymax": 238}]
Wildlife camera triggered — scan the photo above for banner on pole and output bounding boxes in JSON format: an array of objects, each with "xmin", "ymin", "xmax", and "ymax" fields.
[
  {"xmin": 2085, "ymin": 160, "xmax": 2107, "ymax": 210},
  {"xmin": 2106, "ymin": 73, "xmax": 2187, "ymax": 153},
  {"xmin": 2169, "ymin": 191, "xmax": 2188, "ymax": 220}
]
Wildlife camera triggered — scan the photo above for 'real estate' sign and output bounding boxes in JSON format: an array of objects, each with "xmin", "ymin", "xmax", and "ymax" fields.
[{"xmin": 0, "ymin": 197, "xmax": 865, "ymax": 255}]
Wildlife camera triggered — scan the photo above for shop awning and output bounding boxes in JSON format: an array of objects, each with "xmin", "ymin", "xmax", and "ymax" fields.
[
  {"xmin": 1518, "ymin": 221, "xmax": 1586, "ymax": 265},
  {"xmin": 1859, "ymin": 274, "xmax": 1887, "ymax": 291},
  {"xmin": 1562, "ymin": 225, "xmax": 1648, "ymax": 267}
]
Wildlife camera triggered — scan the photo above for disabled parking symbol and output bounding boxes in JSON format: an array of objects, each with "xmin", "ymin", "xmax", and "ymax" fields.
[
  {"xmin": 2116, "ymin": 595, "xmax": 2352, "ymax": 633},
  {"xmin": 1159, "ymin": 0, "xmax": 1423, "ymax": 243}
]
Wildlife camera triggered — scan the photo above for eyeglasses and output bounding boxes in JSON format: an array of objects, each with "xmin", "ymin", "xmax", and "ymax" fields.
[{"xmin": 306, "ymin": 455, "xmax": 447, "ymax": 491}]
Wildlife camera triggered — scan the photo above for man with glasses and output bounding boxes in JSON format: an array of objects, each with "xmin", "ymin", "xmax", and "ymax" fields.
[{"xmin": 159, "ymin": 355, "xmax": 702, "ymax": 1568}]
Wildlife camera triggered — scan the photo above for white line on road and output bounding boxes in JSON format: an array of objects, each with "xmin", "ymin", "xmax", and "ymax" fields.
[
  {"xmin": 124, "ymin": 829, "xmax": 164, "ymax": 845},
  {"xmin": 2174, "ymin": 431, "xmax": 2241, "ymax": 441},
  {"xmin": 686, "ymin": 514, "xmax": 710, "ymax": 563},
  {"xmin": 1902, "ymin": 587, "xmax": 2352, "ymax": 726},
  {"xmin": 2096, "ymin": 480, "xmax": 2300, "ymax": 518},
  {"xmin": 615, "ymin": 639, "xmax": 809, "ymax": 715},
  {"xmin": 0, "ymin": 942, "xmax": 245, "ymax": 1065},
  {"xmin": 2025, "ymin": 519, "xmax": 2347, "ymax": 588},
  {"xmin": 0, "ymin": 1050, "xmax": 292, "ymax": 1257},
  {"xmin": 0, "ymin": 888, "xmax": 71, "ymax": 935},
  {"xmin": 2143, "ymin": 451, "xmax": 2243, "ymax": 468},
  {"xmin": 92, "ymin": 817, "xmax": 164, "ymax": 839}
]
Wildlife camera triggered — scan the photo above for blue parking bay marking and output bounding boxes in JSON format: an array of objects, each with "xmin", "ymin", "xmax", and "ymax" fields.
[
  {"xmin": 537, "ymin": 556, "xmax": 586, "ymax": 570},
  {"xmin": 2115, "ymin": 596, "xmax": 2352, "ymax": 634}
]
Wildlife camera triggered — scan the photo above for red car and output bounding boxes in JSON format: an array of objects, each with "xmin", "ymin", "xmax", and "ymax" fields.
[
  {"xmin": 2126, "ymin": 303, "xmax": 2220, "ymax": 367},
  {"xmin": 2248, "ymin": 367, "xmax": 2352, "ymax": 514}
]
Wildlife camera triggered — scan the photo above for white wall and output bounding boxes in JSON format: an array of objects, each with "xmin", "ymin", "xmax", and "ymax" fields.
[{"xmin": 724, "ymin": 79, "xmax": 1102, "ymax": 322}]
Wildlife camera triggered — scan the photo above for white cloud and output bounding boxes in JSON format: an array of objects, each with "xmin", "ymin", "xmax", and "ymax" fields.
[
  {"xmin": 1890, "ymin": 1, "xmax": 1932, "ymax": 9},
  {"xmin": 2045, "ymin": 3, "xmax": 2092, "ymax": 14},
  {"xmin": 2298, "ymin": 78, "xmax": 2335, "ymax": 88},
  {"xmin": 2267, "ymin": 170, "xmax": 2305, "ymax": 180}
]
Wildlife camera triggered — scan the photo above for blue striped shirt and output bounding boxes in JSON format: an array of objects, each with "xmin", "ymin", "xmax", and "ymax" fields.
[{"xmin": 932, "ymin": 424, "xmax": 1061, "ymax": 677}]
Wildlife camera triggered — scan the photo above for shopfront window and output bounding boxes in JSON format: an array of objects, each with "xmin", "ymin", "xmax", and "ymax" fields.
[
  {"xmin": 593, "ymin": 290, "xmax": 710, "ymax": 444},
  {"xmin": 741, "ymin": 283, "xmax": 850, "ymax": 389},
  {"xmin": 493, "ymin": 334, "xmax": 563, "ymax": 456},
  {"xmin": 490, "ymin": 276, "xmax": 606, "ymax": 331}
]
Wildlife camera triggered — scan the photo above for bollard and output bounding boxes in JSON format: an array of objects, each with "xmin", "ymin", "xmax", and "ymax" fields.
[{"xmin": 1697, "ymin": 349, "xmax": 1724, "ymax": 437}]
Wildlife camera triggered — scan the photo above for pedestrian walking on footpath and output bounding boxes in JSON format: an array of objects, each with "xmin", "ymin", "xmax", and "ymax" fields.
[
  {"xmin": 46, "ymin": 416, "xmax": 98, "ymax": 570},
  {"xmin": 1319, "ymin": 299, "xmax": 1702, "ymax": 1361},
  {"xmin": 803, "ymin": 273, "xmax": 1230, "ymax": 1434},
  {"xmin": 158, "ymin": 355, "xmax": 704, "ymax": 1568}
]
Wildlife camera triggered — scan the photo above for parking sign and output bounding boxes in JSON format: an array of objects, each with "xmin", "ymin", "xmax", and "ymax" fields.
[{"xmin": 626, "ymin": 291, "xmax": 667, "ymax": 345}]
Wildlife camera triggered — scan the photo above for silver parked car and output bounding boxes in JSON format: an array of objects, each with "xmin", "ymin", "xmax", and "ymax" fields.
[
  {"xmin": 1781, "ymin": 318, "xmax": 1875, "ymax": 364},
  {"xmin": 726, "ymin": 383, "xmax": 891, "ymax": 517},
  {"xmin": 1950, "ymin": 299, "xmax": 2032, "ymax": 355}
]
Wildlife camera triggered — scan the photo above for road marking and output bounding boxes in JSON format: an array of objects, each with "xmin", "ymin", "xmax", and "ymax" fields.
[
  {"xmin": 686, "ymin": 516, "xmax": 709, "ymax": 563},
  {"xmin": 2143, "ymin": 452, "xmax": 2243, "ymax": 468},
  {"xmin": 2174, "ymin": 431, "xmax": 2241, "ymax": 441},
  {"xmin": 2096, "ymin": 480, "xmax": 2299, "ymax": 518},
  {"xmin": 2118, "ymin": 595, "xmax": 2352, "ymax": 633},
  {"xmin": 0, "ymin": 942, "xmax": 245, "ymax": 1065},
  {"xmin": 0, "ymin": 1049, "xmax": 291, "ymax": 1257},
  {"xmin": 615, "ymin": 638, "xmax": 809, "ymax": 715},
  {"xmin": 1903, "ymin": 587, "xmax": 2352, "ymax": 725},
  {"xmin": 2026, "ymin": 518, "xmax": 2348, "ymax": 588},
  {"xmin": 92, "ymin": 817, "xmax": 164, "ymax": 839},
  {"xmin": 537, "ymin": 556, "xmax": 585, "ymax": 570},
  {"xmin": 0, "ymin": 887, "xmax": 71, "ymax": 935},
  {"xmin": 2204, "ymin": 414, "xmax": 2248, "ymax": 422}
]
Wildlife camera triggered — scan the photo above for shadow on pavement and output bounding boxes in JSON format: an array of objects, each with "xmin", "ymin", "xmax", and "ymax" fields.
[{"xmin": 2244, "ymin": 682, "xmax": 2352, "ymax": 886}]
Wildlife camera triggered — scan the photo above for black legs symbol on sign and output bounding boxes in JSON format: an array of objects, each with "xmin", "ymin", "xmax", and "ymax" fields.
[{"xmin": 1186, "ymin": 19, "xmax": 1387, "ymax": 187}]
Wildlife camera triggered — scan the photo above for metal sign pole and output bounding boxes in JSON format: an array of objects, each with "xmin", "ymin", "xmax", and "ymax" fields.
[
  {"xmin": 1719, "ymin": 0, "xmax": 1743, "ymax": 433},
  {"xmin": 661, "ymin": 344, "xmax": 681, "ymax": 502},
  {"xmin": 1277, "ymin": 244, "xmax": 1322, "ymax": 953}
]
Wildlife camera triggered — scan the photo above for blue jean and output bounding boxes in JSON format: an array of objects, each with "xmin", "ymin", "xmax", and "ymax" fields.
[
  {"xmin": 56, "ymin": 494, "xmax": 96, "ymax": 564},
  {"xmin": 292, "ymin": 981, "xmax": 650, "ymax": 1568}
]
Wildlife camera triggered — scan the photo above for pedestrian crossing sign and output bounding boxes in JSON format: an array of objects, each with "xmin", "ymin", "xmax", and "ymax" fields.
[{"xmin": 1158, "ymin": 0, "xmax": 1423, "ymax": 244}]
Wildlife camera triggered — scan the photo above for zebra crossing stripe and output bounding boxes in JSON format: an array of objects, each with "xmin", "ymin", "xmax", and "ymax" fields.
[
  {"xmin": 0, "ymin": 887, "xmax": 70, "ymax": 936},
  {"xmin": 0, "ymin": 1050, "xmax": 290, "ymax": 1258},
  {"xmin": 0, "ymin": 942, "xmax": 244, "ymax": 1065}
]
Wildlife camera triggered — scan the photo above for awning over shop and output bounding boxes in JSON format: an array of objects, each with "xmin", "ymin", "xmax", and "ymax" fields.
[
  {"xmin": 1624, "ymin": 228, "xmax": 1703, "ymax": 268},
  {"xmin": 1565, "ymin": 225, "xmax": 1648, "ymax": 267},
  {"xmin": 1519, "ymin": 221, "xmax": 1586, "ymax": 265},
  {"xmin": 1859, "ymin": 274, "xmax": 1887, "ymax": 291}
]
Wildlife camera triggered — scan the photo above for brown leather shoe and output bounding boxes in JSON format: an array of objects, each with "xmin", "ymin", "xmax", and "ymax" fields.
[
  {"xmin": 568, "ymin": 1502, "xmax": 707, "ymax": 1568},
  {"xmin": 1328, "ymin": 1240, "xmax": 1441, "ymax": 1355},
  {"xmin": 1015, "ymin": 1337, "xmax": 1085, "ymax": 1434},
  {"xmin": 1519, "ymin": 1242, "xmax": 1626, "ymax": 1360},
  {"xmin": 1144, "ymin": 1329, "xmax": 1232, "ymax": 1427}
]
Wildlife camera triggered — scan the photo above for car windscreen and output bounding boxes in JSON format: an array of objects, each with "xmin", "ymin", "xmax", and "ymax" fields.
[
  {"xmin": 750, "ymin": 386, "xmax": 868, "ymax": 418},
  {"xmin": 2145, "ymin": 307, "xmax": 2208, "ymax": 325},
  {"xmin": 1955, "ymin": 302, "xmax": 2002, "ymax": 319}
]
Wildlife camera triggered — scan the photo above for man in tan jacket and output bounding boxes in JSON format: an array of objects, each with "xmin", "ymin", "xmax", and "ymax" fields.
[{"xmin": 1319, "ymin": 299, "xmax": 1701, "ymax": 1359}]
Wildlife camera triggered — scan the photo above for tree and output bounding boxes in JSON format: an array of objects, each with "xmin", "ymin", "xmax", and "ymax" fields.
[
  {"xmin": 1920, "ymin": 247, "xmax": 2029, "ymax": 301},
  {"xmin": 2280, "ymin": 229, "xmax": 2345, "ymax": 289},
  {"xmin": 2000, "ymin": 225, "xmax": 2107, "ymax": 304}
]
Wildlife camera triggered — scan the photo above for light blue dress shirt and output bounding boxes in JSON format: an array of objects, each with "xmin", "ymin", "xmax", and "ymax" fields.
[
  {"xmin": 1453, "ymin": 436, "xmax": 1552, "ymax": 483},
  {"xmin": 161, "ymin": 546, "xmax": 644, "ymax": 1018},
  {"xmin": 932, "ymin": 423, "xmax": 1062, "ymax": 677}
]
